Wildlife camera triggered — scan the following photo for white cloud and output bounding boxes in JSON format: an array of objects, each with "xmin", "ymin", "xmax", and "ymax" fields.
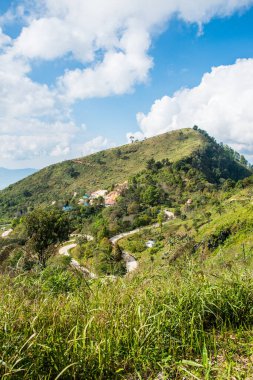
[
  {"xmin": 58, "ymin": 47, "xmax": 152, "ymax": 100},
  {"xmin": 12, "ymin": 0, "xmax": 253, "ymax": 101},
  {"xmin": 135, "ymin": 59, "xmax": 253, "ymax": 155},
  {"xmin": 0, "ymin": 56, "xmax": 57, "ymax": 121},
  {"xmin": 0, "ymin": 116, "xmax": 76, "ymax": 161},
  {"xmin": 0, "ymin": 132, "xmax": 71, "ymax": 160},
  {"xmin": 126, "ymin": 132, "xmax": 145, "ymax": 143},
  {"xmin": 0, "ymin": 49, "xmax": 76, "ymax": 161},
  {"xmin": 0, "ymin": 28, "xmax": 11, "ymax": 48},
  {"xmin": 1, "ymin": 0, "xmax": 253, "ymax": 165},
  {"xmin": 81, "ymin": 136, "xmax": 115, "ymax": 156}
]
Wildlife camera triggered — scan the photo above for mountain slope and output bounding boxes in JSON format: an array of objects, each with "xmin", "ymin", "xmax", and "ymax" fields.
[
  {"xmin": 0, "ymin": 168, "xmax": 37, "ymax": 190},
  {"xmin": 0, "ymin": 128, "xmax": 251, "ymax": 219}
]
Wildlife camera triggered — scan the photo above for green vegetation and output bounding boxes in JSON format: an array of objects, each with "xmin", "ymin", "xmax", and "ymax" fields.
[
  {"xmin": 24, "ymin": 207, "xmax": 70, "ymax": 267},
  {"xmin": 0, "ymin": 128, "xmax": 234, "ymax": 220},
  {"xmin": 1, "ymin": 127, "xmax": 253, "ymax": 379},
  {"xmin": 1, "ymin": 255, "xmax": 253, "ymax": 378}
]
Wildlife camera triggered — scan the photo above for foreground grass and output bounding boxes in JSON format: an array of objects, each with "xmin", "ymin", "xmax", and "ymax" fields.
[{"xmin": 1, "ymin": 262, "xmax": 253, "ymax": 379}]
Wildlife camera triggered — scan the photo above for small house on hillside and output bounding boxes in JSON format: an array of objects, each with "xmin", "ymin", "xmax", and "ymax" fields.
[
  {"xmin": 62, "ymin": 205, "xmax": 73, "ymax": 212},
  {"xmin": 104, "ymin": 182, "xmax": 128, "ymax": 207},
  {"xmin": 91, "ymin": 190, "xmax": 108, "ymax": 199},
  {"xmin": 105, "ymin": 191, "xmax": 119, "ymax": 206},
  {"xmin": 78, "ymin": 198, "xmax": 90, "ymax": 206},
  {"xmin": 164, "ymin": 210, "xmax": 175, "ymax": 220},
  {"xmin": 146, "ymin": 240, "xmax": 155, "ymax": 248},
  {"xmin": 90, "ymin": 190, "xmax": 108, "ymax": 205}
]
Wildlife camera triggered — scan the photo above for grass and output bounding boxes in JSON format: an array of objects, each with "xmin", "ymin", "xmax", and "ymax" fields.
[
  {"xmin": 1, "ymin": 195, "xmax": 253, "ymax": 378},
  {"xmin": 1, "ymin": 259, "xmax": 253, "ymax": 379}
]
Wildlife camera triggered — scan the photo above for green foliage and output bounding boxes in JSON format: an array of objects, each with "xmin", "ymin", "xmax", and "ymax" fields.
[
  {"xmin": 0, "ymin": 128, "xmax": 205, "ymax": 219},
  {"xmin": 178, "ymin": 131, "xmax": 252, "ymax": 184},
  {"xmin": 1, "ymin": 130, "xmax": 253, "ymax": 377},
  {"xmin": 141, "ymin": 185, "xmax": 161, "ymax": 206},
  {"xmin": 41, "ymin": 266, "xmax": 82, "ymax": 294},
  {"xmin": 24, "ymin": 207, "xmax": 70, "ymax": 267},
  {"xmin": 1, "ymin": 267, "xmax": 253, "ymax": 379},
  {"xmin": 207, "ymin": 227, "xmax": 232, "ymax": 250}
]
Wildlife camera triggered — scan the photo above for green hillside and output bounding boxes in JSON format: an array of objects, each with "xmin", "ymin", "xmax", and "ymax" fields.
[
  {"xmin": 1, "ymin": 128, "xmax": 253, "ymax": 379},
  {"xmin": 0, "ymin": 127, "xmax": 251, "ymax": 220},
  {"xmin": 1, "ymin": 176, "xmax": 253, "ymax": 379},
  {"xmin": 0, "ymin": 128, "xmax": 203, "ymax": 219}
]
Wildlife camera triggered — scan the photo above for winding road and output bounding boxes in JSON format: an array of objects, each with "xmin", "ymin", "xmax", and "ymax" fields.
[
  {"xmin": 59, "ymin": 241, "xmax": 97, "ymax": 279},
  {"xmin": 1, "ymin": 229, "xmax": 13, "ymax": 238},
  {"xmin": 59, "ymin": 229, "xmax": 140, "ymax": 278},
  {"xmin": 59, "ymin": 214, "xmax": 175, "ymax": 278}
]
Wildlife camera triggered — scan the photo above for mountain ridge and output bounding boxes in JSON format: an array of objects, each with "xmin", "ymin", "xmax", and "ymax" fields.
[{"xmin": 0, "ymin": 127, "xmax": 252, "ymax": 219}]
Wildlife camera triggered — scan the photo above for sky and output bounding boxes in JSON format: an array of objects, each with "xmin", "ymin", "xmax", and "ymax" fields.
[{"xmin": 0, "ymin": 0, "xmax": 253, "ymax": 169}]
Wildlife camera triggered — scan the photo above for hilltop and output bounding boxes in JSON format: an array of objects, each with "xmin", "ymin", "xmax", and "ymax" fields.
[{"xmin": 0, "ymin": 127, "xmax": 251, "ymax": 219}]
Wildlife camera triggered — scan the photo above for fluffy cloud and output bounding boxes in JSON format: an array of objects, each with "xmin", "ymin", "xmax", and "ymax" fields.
[
  {"xmin": 15, "ymin": 0, "xmax": 253, "ymax": 59},
  {"xmin": 58, "ymin": 29, "xmax": 152, "ymax": 100},
  {"xmin": 12, "ymin": 0, "xmax": 253, "ymax": 101},
  {"xmin": 0, "ymin": 28, "xmax": 11, "ymax": 48},
  {"xmin": 135, "ymin": 59, "xmax": 253, "ymax": 155},
  {"xmin": 0, "ymin": 57, "xmax": 56, "ymax": 121},
  {"xmin": 0, "ymin": 130, "xmax": 72, "ymax": 160},
  {"xmin": 1, "ymin": 0, "xmax": 253, "ymax": 165},
  {"xmin": 0, "ymin": 117, "xmax": 75, "ymax": 165},
  {"xmin": 0, "ymin": 49, "xmax": 76, "ymax": 162},
  {"xmin": 81, "ymin": 136, "xmax": 115, "ymax": 156}
]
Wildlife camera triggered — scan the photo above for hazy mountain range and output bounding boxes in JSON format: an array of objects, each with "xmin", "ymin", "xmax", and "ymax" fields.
[{"xmin": 0, "ymin": 167, "xmax": 37, "ymax": 190}]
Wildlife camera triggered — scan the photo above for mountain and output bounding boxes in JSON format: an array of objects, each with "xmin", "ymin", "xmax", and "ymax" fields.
[
  {"xmin": 0, "ymin": 167, "xmax": 37, "ymax": 191},
  {"xmin": 1, "ymin": 128, "xmax": 253, "ymax": 379},
  {"xmin": 0, "ymin": 128, "xmax": 252, "ymax": 219}
]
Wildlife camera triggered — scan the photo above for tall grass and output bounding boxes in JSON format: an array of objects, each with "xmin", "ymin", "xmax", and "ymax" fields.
[{"xmin": 1, "ymin": 265, "xmax": 253, "ymax": 379}]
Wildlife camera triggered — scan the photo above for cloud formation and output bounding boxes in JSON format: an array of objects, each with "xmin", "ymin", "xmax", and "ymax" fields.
[
  {"xmin": 1, "ymin": 0, "xmax": 253, "ymax": 165},
  {"xmin": 12, "ymin": 0, "xmax": 253, "ymax": 101},
  {"xmin": 81, "ymin": 136, "xmax": 115, "ymax": 156},
  {"xmin": 135, "ymin": 59, "xmax": 253, "ymax": 155}
]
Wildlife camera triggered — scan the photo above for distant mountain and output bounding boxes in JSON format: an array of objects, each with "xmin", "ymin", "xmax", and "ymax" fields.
[
  {"xmin": 0, "ymin": 167, "xmax": 37, "ymax": 190},
  {"xmin": 0, "ymin": 128, "xmax": 252, "ymax": 219}
]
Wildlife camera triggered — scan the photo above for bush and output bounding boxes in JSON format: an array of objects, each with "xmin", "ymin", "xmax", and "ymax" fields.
[{"xmin": 41, "ymin": 266, "xmax": 82, "ymax": 294}]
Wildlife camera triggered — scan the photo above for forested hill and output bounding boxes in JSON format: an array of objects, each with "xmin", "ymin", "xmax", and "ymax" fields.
[{"xmin": 0, "ymin": 127, "xmax": 252, "ymax": 220}]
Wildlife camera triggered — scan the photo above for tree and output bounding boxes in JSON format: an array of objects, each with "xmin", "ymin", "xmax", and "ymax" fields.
[
  {"xmin": 112, "ymin": 243, "xmax": 123, "ymax": 262},
  {"xmin": 24, "ymin": 207, "xmax": 70, "ymax": 268},
  {"xmin": 157, "ymin": 211, "xmax": 165, "ymax": 233},
  {"xmin": 141, "ymin": 185, "xmax": 161, "ymax": 206},
  {"xmin": 127, "ymin": 201, "xmax": 140, "ymax": 215},
  {"xmin": 146, "ymin": 158, "xmax": 156, "ymax": 171},
  {"xmin": 115, "ymin": 148, "xmax": 122, "ymax": 158},
  {"xmin": 67, "ymin": 166, "xmax": 80, "ymax": 178},
  {"xmin": 240, "ymin": 155, "xmax": 248, "ymax": 167}
]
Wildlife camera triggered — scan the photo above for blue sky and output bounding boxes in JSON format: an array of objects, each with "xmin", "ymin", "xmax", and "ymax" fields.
[{"xmin": 0, "ymin": 1, "xmax": 253, "ymax": 168}]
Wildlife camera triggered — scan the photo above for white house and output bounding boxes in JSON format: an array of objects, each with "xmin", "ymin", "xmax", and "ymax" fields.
[
  {"xmin": 146, "ymin": 240, "xmax": 155, "ymax": 248},
  {"xmin": 164, "ymin": 210, "xmax": 175, "ymax": 220}
]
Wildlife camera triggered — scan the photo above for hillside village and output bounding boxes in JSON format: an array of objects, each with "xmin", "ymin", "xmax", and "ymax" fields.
[{"xmin": 63, "ymin": 181, "xmax": 128, "ymax": 211}]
